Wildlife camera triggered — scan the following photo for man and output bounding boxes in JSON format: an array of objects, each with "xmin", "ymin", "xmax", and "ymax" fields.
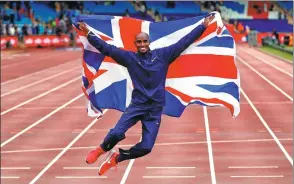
[{"xmin": 78, "ymin": 14, "xmax": 215, "ymax": 176}]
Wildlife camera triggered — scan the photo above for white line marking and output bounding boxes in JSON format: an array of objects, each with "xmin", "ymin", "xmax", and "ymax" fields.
[
  {"xmin": 203, "ymin": 107, "xmax": 217, "ymax": 184},
  {"xmin": 2, "ymin": 138, "xmax": 292, "ymax": 154},
  {"xmin": 241, "ymin": 88, "xmax": 293, "ymax": 166},
  {"xmin": 1, "ymin": 60, "xmax": 79, "ymax": 86},
  {"xmin": 63, "ymin": 167, "xmax": 97, "ymax": 170},
  {"xmin": 228, "ymin": 166, "xmax": 278, "ymax": 169},
  {"xmin": 29, "ymin": 110, "xmax": 108, "ymax": 184},
  {"xmin": 146, "ymin": 167, "xmax": 196, "ymax": 169},
  {"xmin": 55, "ymin": 176, "xmax": 107, "ymax": 179},
  {"xmin": 8, "ymin": 106, "xmax": 85, "ymax": 110},
  {"xmin": 120, "ymin": 137, "xmax": 142, "ymax": 184},
  {"xmin": 240, "ymin": 101, "xmax": 292, "ymax": 105},
  {"xmin": 1, "ymin": 94, "xmax": 83, "ymax": 147},
  {"xmin": 120, "ymin": 159, "xmax": 135, "ymax": 184},
  {"xmin": 231, "ymin": 175, "xmax": 284, "ymax": 178},
  {"xmin": 143, "ymin": 176, "xmax": 195, "ymax": 179},
  {"xmin": 1, "ymin": 77, "xmax": 80, "ymax": 116},
  {"xmin": 1, "ymin": 176, "xmax": 20, "ymax": 179},
  {"xmin": 1, "ymin": 67, "xmax": 80, "ymax": 97},
  {"xmin": 237, "ymin": 56, "xmax": 292, "ymax": 101},
  {"xmin": 239, "ymin": 48, "xmax": 293, "ymax": 77},
  {"xmin": 1, "ymin": 54, "xmax": 54, "ymax": 69},
  {"xmin": 1, "ymin": 167, "xmax": 30, "ymax": 170}
]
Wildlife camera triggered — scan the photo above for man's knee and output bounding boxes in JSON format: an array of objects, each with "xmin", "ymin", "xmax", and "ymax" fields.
[
  {"xmin": 138, "ymin": 143, "xmax": 154, "ymax": 156},
  {"xmin": 128, "ymin": 147, "xmax": 152, "ymax": 158},
  {"xmin": 141, "ymin": 148, "xmax": 152, "ymax": 156}
]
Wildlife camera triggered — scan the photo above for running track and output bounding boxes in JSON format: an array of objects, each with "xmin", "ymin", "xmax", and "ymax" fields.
[{"xmin": 1, "ymin": 45, "xmax": 292, "ymax": 184}]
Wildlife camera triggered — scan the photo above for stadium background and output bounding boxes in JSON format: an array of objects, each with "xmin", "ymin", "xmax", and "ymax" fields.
[{"xmin": 1, "ymin": 1, "xmax": 293, "ymax": 184}]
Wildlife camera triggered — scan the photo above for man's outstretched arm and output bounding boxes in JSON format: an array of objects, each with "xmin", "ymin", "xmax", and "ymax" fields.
[
  {"xmin": 160, "ymin": 15, "xmax": 215, "ymax": 64},
  {"xmin": 78, "ymin": 22, "xmax": 131, "ymax": 67}
]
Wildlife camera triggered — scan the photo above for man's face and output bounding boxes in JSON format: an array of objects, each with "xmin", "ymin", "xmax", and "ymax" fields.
[{"xmin": 134, "ymin": 32, "xmax": 150, "ymax": 54}]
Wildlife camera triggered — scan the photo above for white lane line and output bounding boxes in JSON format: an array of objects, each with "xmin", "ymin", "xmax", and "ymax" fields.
[
  {"xmin": 239, "ymin": 48, "xmax": 293, "ymax": 77},
  {"xmin": 2, "ymin": 138, "xmax": 292, "ymax": 154},
  {"xmin": 29, "ymin": 110, "xmax": 108, "ymax": 184},
  {"xmin": 55, "ymin": 176, "xmax": 107, "ymax": 179},
  {"xmin": 1, "ymin": 67, "xmax": 80, "ymax": 97},
  {"xmin": 228, "ymin": 166, "xmax": 278, "ymax": 169},
  {"xmin": 240, "ymin": 101, "xmax": 292, "ymax": 105},
  {"xmin": 8, "ymin": 106, "xmax": 85, "ymax": 110},
  {"xmin": 1, "ymin": 176, "xmax": 20, "ymax": 179},
  {"xmin": 1, "ymin": 76, "xmax": 80, "ymax": 116},
  {"xmin": 1, "ymin": 167, "xmax": 30, "ymax": 170},
  {"xmin": 146, "ymin": 167, "xmax": 196, "ymax": 169},
  {"xmin": 1, "ymin": 52, "xmax": 73, "ymax": 69},
  {"xmin": 203, "ymin": 107, "xmax": 217, "ymax": 184},
  {"xmin": 143, "ymin": 176, "xmax": 195, "ymax": 179},
  {"xmin": 1, "ymin": 94, "xmax": 83, "ymax": 147},
  {"xmin": 1, "ymin": 60, "xmax": 79, "ymax": 86},
  {"xmin": 237, "ymin": 56, "xmax": 292, "ymax": 101},
  {"xmin": 120, "ymin": 159, "xmax": 135, "ymax": 184},
  {"xmin": 63, "ymin": 167, "xmax": 97, "ymax": 170},
  {"xmin": 120, "ymin": 137, "xmax": 142, "ymax": 184},
  {"xmin": 1, "ymin": 54, "xmax": 54, "ymax": 69},
  {"xmin": 231, "ymin": 175, "xmax": 284, "ymax": 178},
  {"xmin": 241, "ymin": 88, "xmax": 293, "ymax": 166}
]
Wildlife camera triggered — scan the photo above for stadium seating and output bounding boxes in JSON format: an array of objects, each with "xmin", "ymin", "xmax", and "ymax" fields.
[
  {"xmin": 30, "ymin": 2, "xmax": 56, "ymax": 21},
  {"xmin": 84, "ymin": 2, "xmax": 136, "ymax": 14},
  {"xmin": 146, "ymin": 1, "xmax": 201, "ymax": 15},
  {"xmin": 222, "ymin": 1, "xmax": 245, "ymax": 14},
  {"xmin": 277, "ymin": 1, "xmax": 293, "ymax": 11}
]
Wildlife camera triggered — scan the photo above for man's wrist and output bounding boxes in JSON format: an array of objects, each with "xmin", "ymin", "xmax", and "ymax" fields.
[{"xmin": 202, "ymin": 22, "xmax": 207, "ymax": 28}]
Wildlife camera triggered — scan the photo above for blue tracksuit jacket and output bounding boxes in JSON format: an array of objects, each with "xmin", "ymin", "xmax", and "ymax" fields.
[{"xmin": 87, "ymin": 24, "xmax": 206, "ymax": 108}]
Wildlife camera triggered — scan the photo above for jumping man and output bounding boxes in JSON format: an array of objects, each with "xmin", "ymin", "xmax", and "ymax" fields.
[{"xmin": 78, "ymin": 14, "xmax": 215, "ymax": 175}]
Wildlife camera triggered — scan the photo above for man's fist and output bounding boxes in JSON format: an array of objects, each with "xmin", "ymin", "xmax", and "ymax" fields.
[
  {"xmin": 78, "ymin": 22, "xmax": 90, "ymax": 35},
  {"xmin": 203, "ymin": 14, "xmax": 215, "ymax": 28}
]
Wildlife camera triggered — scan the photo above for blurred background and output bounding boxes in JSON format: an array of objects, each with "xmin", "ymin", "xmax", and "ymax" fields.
[{"xmin": 1, "ymin": 1, "xmax": 293, "ymax": 60}]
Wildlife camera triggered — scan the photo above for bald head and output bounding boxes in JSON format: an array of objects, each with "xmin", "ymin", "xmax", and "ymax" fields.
[
  {"xmin": 134, "ymin": 32, "xmax": 150, "ymax": 54},
  {"xmin": 135, "ymin": 32, "xmax": 149, "ymax": 40}
]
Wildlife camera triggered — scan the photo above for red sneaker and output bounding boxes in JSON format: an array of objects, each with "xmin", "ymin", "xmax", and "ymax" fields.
[
  {"xmin": 98, "ymin": 150, "xmax": 119, "ymax": 175},
  {"xmin": 85, "ymin": 146, "xmax": 105, "ymax": 164}
]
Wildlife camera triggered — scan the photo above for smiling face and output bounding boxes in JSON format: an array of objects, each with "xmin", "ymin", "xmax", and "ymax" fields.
[{"xmin": 134, "ymin": 32, "xmax": 150, "ymax": 54}]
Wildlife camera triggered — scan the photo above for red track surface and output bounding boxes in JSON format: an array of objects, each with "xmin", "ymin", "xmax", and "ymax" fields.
[{"xmin": 1, "ymin": 45, "xmax": 292, "ymax": 184}]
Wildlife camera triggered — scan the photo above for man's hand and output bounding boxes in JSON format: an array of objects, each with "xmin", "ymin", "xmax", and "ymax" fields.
[
  {"xmin": 78, "ymin": 22, "xmax": 90, "ymax": 35},
  {"xmin": 203, "ymin": 14, "xmax": 215, "ymax": 28}
]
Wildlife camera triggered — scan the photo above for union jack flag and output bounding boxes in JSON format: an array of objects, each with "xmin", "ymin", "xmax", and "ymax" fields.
[{"xmin": 73, "ymin": 12, "xmax": 240, "ymax": 118}]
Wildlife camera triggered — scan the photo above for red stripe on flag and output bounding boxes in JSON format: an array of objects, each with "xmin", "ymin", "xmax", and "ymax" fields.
[
  {"xmin": 82, "ymin": 87, "xmax": 90, "ymax": 100},
  {"xmin": 93, "ymin": 69, "xmax": 108, "ymax": 80},
  {"xmin": 83, "ymin": 59, "xmax": 108, "ymax": 88},
  {"xmin": 104, "ymin": 56, "xmax": 117, "ymax": 63},
  {"xmin": 99, "ymin": 34, "xmax": 112, "ymax": 42},
  {"xmin": 167, "ymin": 54, "xmax": 237, "ymax": 79},
  {"xmin": 82, "ymin": 60, "xmax": 94, "ymax": 86},
  {"xmin": 73, "ymin": 24, "xmax": 111, "ymax": 42},
  {"xmin": 165, "ymin": 86, "xmax": 234, "ymax": 116},
  {"xmin": 194, "ymin": 22, "xmax": 217, "ymax": 43},
  {"xmin": 119, "ymin": 17, "xmax": 142, "ymax": 51}
]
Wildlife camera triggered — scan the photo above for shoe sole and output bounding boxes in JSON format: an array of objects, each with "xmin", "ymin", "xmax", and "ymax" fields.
[{"xmin": 98, "ymin": 149, "xmax": 116, "ymax": 175}]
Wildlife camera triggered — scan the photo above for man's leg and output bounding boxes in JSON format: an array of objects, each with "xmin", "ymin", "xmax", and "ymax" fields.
[
  {"xmin": 116, "ymin": 107, "xmax": 163, "ymax": 162},
  {"xmin": 86, "ymin": 104, "xmax": 143, "ymax": 164},
  {"xmin": 100, "ymin": 105, "xmax": 143, "ymax": 152}
]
